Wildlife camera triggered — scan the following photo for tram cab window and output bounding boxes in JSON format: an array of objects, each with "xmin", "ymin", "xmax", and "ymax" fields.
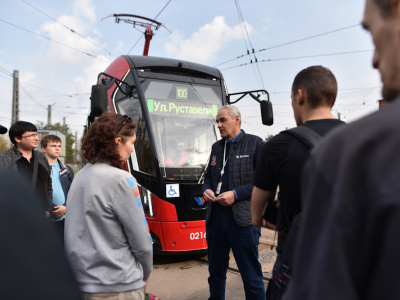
[
  {"xmin": 143, "ymin": 79, "xmax": 222, "ymax": 180},
  {"xmin": 117, "ymin": 96, "xmax": 156, "ymax": 177}
]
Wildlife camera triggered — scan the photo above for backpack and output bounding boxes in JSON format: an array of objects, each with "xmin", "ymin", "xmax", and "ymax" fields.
[{"xmin": 281, "ymin": 126, "xmax": 321, "ymax": 267}]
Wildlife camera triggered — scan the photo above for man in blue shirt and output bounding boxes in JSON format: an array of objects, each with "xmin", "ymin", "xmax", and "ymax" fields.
[
  {"xmin": 203, "ymin": 105, "xmax": 265, "ymax": 299},
  {"xmin": 41, "ymin": 135, "xmax": 74, "ymax": 246}
]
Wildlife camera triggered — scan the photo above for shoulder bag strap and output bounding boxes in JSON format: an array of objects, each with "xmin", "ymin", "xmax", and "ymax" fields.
[
  {"xmin": 285, "ymin": 126, "xmax": 322, "ymax": 148},
  {"xmin": 278, "ymin": 126, "xmax": 322, "ymax": 232}
]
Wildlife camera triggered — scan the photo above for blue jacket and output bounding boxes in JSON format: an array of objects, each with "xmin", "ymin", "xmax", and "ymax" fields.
[
  {"xmin": 203, "ymin": 131, "xmax": 263, "ymax": 227},
  {"xmin": 57, "ymin": 159, "xmax": 74, "ymax": 202}
]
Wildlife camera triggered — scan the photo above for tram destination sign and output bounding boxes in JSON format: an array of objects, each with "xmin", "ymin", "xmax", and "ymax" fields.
[
  {"xmin": 176, "ymin": 87, "xmax": 188, "ymax": 100},
  {"xmin": 147, "ymin": 98, "xmax": 218, "ymax": 117}
]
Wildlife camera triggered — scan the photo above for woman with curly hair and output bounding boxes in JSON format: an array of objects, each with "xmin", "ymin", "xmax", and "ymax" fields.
[{"xmin": 65, "ymin": 112, "xmax": 152, "ymax": 300}]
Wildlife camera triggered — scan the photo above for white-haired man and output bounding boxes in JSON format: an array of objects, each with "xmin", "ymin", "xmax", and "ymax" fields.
[{"xmin": 203, "ymin": 105, "xmax": 265, "ymax": 299}]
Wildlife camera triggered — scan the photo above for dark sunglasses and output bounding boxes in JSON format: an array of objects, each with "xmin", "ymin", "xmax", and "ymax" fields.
[{"xmin": 116, "ymin": 115, "xmax": 132, "ymax": 134}]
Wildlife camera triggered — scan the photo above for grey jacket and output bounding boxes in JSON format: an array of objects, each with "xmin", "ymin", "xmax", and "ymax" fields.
[
  {"xmin": 65, "ymin": 162, "xmax": 153, "ymax": 293},
  {"xmin": 0, "ymin": 146, "xmax": 52, "ymax": 209}
]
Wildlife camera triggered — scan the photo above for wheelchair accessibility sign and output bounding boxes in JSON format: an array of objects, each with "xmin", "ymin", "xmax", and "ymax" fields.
[{"xmin": 166, "ymin": 184, "xmax": 180, "ymax": 198}]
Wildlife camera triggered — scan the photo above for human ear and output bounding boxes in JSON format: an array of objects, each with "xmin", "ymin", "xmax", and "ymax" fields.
[
  {"xmin": 297, "ymin": 89, "xmax": 306, "ymax": 106},
  {"xmin": 115, "ymin": 137, "xmax": 121, "ymax": 145}
]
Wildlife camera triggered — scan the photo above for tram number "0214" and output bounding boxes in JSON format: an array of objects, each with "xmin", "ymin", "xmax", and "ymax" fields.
[{"xmin": 190, "ymin": 232, "xmax": 206, "ymax": 240}]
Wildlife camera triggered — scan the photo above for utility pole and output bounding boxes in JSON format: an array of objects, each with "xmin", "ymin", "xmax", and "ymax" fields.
[
  {"xmin": 47, "ymin": 102, "xmax": 56, "ymax": 129},
  {"xmin": 47, "ymin": 105, "xmax": 51, "ymax": 129},
  {"xmin": 74, "ymin": 131, "xmax": 77, "ymax": 167},
  {"xmin": 63, "ymin": 117, "xmax": 66, "ymax": 134},
  {"xmin": 12, "ymin": 70, "xmax": 19, "ymax": 124}
]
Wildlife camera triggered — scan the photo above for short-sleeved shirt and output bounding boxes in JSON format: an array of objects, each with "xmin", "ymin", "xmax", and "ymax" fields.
[
  {"xmin": 254, "ymin": 119, "xmax": 345, "ymax": 243},
  {"xmin": 283, "ymin": 97, "xmax": 400, "ymax": 300}
]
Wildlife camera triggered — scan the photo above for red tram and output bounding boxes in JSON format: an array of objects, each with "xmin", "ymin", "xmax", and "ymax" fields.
[{"xmin": 87, "ymin": 55, "xmax": 272, "ymax": 253}]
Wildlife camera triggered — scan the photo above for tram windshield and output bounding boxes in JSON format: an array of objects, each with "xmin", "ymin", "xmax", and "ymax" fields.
[{"xmin": 144, "ymin": 79, "xmax": 222, "ymax": 179}]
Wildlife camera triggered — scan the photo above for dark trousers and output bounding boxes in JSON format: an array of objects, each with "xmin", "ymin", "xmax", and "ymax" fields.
[
  {"xmin": 52, "ymin": 219, "xmax": 65, "ymax": 249},
  {"xmin": 206, "ymin": 204, "xmax": 265, "ymax": 300},
  {"xmin": 266, "ymin": 279, "xmax": 284, "ymax": 300}
]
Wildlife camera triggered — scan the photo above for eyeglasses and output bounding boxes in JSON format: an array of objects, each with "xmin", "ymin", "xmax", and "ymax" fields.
[
  {"xmin": 116, "ymin": 115, "xmax": 132, "ymax": 134},
  {"xmin": 21, "ymin": 133, "xmax": 38, "ymax": 138}
]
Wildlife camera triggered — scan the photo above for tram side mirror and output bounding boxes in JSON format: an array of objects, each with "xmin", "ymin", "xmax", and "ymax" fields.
[
  {"xmin": 260, "ymin": 100, "xmax": 273, "ymax": 126},
  {"xmin": 90, "ymin": 85, "xmax": 107, "ymax": 117}
]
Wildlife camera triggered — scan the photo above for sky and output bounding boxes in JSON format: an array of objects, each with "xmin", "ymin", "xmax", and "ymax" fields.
[{"xmin": 0, "ymin": 0, "xmax": 381, "ymax": 140}]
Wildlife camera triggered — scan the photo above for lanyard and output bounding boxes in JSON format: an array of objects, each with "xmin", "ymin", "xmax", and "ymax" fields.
[
  {"xmin": 221, "ymin": 142, "xmax": 230, "ymax": 177},
  {"xmin": 216, "ymin": 142, "xmax": 230, "ymax": 195}
]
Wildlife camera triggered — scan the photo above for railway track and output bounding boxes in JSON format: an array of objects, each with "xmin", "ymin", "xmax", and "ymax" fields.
[{"xmin": 193, "ymin": 240, "xmax": 277, "ymax": 282}]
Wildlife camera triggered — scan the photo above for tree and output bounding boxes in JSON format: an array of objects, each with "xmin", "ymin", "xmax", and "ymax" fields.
[
  {"xmin": 0, "ymin": 135, "xmax": 10, "ymax": 153},
  {"xmin": 36, "ymin": 121, "xmax": 75, "ymax": 162},
  {"xmin": 265, "ymin": 134, "xmax": 274, "ymax": 141}
]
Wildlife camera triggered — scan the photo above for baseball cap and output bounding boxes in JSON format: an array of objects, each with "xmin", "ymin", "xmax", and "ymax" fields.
[{"xmin": 0, "ymin": 124, "xmax": 8, "ymax": 134}]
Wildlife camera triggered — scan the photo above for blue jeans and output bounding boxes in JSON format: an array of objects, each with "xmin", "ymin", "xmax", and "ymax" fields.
[{"xmin": 206, "ymin": 203, "xmax": 265, "ymax": 300}]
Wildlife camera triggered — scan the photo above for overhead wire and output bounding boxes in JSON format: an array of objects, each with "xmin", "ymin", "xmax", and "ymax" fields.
[
  {"xmin": 0, "ymin": 19, "xmax": 111, "ymax": 63},
  {"xmin": 20, "ymin": 0, "xmax": 117, "ymax": 58},
  {"xmin": 0, "ymin": 64, "xmax": 89, "ymax": 98},
  {"xmin": 20, "ymin": 86, "xmax": 47, "ymax": 110},
  {"xmin": 0, "ymin": 66, "xmax": 13, "ymax": 76},
  {"xmin": 339, "ymin": 86, "xmax": 381, "ymax": 119},
  {"xmin": 233, "ymin": 0, "xmax": 266, "ymax": 90},
  {"xmin": 214, "ymin": 23, "xmax": 361, "ymax": 68},
  {"xmin": 221, "ymin": 49, "xmax": 373, "ymax": 71}
]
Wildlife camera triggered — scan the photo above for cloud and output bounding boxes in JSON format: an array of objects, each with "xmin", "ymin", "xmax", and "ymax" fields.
[
  {"xmin": 22, "ymin": 0, "xmax": 111, "ymax": 92},
  {"xmin": 72, "ymin": 0, "xmax": 96, "ymax": 23},
  {"xmin": 164, "ymin": 16, "xmax": 252, "ymax": 64},
  {"xmin": 73, "ymin": 54, "xmax": 110, "ymax": 93}
]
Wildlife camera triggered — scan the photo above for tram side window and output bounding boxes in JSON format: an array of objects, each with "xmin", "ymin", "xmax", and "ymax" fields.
[{"xmin": 117, "ymin": 96, "xmax": 156, "ymax": 176}]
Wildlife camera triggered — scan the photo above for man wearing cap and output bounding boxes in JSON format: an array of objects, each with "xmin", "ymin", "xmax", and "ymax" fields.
[{"xmin": 0, "ymin": 121, "xmax": 52, "ymax": 214}]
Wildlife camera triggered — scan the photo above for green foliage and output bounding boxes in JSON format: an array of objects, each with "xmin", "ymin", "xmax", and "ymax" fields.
[
  {"xmin": 0, "ymin": 136, "xmax": 10, "ymax": 153},
  {"xmin": 36, "ymin": 121, "xmax": 75, "ymax": 161},
  {"xmin": 265, "ymin": 134, "xmax": 274, "ymax": 141}
]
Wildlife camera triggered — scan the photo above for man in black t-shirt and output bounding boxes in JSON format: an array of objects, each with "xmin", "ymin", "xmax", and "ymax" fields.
[
  {"xmin": 283, "ymin": 1, "xmax": 400, "ymax": 299},
  {"xmin": 251, "ymin": 66, "xmax": 345, "ymax": 299}
]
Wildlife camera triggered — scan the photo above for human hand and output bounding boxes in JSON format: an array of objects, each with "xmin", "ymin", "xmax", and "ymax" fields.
[
  {"xmin": 263, "ymin": 219, "xmax": 276, "ymax": 230},
  {"xmin": 216, "ymin": 191, "xmax": 235, "ymax": 207},
  {"xmin": 203, "ymin": 189, "xmax": 216, "ymax": 202},
  {"xmin": 52, "ymin": 205, "xmax": 66, "ymax": 218}
]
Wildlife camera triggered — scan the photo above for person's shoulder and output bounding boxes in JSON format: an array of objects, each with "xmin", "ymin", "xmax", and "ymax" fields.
[
  {"xmin": 241, "ymin": 132, "xmax": 263, "ymax": 144},
  {"xmin": 0, "ymin": 146, "xmax": 15, "ymax": 155},
  {"xmin": 268, "ymin": 130, "xmax": 295, "ymax": 145},
  {"xmin": 91, "ymin": 162, "xmax": 131, "ymax": 180},
  {"xmin": 211, "ymin": 138, "xmax": 224, "ymax": 150},
  {"xmin": 0, "ymin": 147, "xmax": 13, "ymax": 158},
  {"xmin": 34, "ymin": 150, "xmax": 47, "ymax": 160},
  {"xmin": 34, "ymin": 150, "xmax": 51, "ymax": 168},
  {"xmin": 64, "ymin": 163, "xmax": 74, "ymax": 176},
  {"xmin": 312, "ymin": 99, "xmax": 400, "ymax": 164},
  {"xmin": 242, "ymin": 131, "xmax": 261, "ymax": 140},
  {"xmin": 259, "ymin": 131, "xmax": 294, "ymax": 157}
]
